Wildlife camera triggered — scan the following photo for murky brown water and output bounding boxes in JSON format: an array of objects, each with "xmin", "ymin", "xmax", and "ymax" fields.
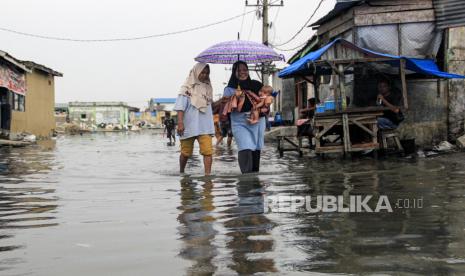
[{"xmin": 1, "ymin": 131, "xmax": 465, "ymax": 275}]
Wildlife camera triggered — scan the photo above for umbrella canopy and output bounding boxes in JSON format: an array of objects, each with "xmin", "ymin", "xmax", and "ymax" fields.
[{"xmin": 195, "ymin": 40, "xmax": 283, "ymax": 64}]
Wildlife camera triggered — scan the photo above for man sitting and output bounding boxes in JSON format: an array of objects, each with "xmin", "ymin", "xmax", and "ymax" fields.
[{"xmin": 377, "ymin": 79, "xmax": 404, "ymax": 129}]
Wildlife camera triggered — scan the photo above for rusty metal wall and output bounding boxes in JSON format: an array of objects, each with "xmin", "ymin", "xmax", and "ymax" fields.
[{"xmin": 433, "ymin": 0, "xmax": 465, "ymax": 29}]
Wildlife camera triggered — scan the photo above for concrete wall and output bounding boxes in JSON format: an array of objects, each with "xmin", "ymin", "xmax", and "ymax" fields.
[
  {"xmin": 271, "ymin": 73, "xmax": 283, "ymax": 113},
  {"xmin": 447, "ymin": 26, "xmax": 465, "ymax": 141},
  {"xmin": 69, "ymin": 105, "xmax": 129, "ymax": 127},
  {"xmin": 281, "ymin": 78, "xmax": 296, "ymax": 122},
  {"xmin": 69, "ymin": 106, "xmax": 95, "ymax": 125},
  {"xmin": 10, "ymin": 70, "xmax": 55, "ymax": 138},
  {"xmin": 398, "ymin": 79, "xmax": 448, "ymax": 146},
  {"xmin": 129, "ymin": 111, "xmax": 158, "ymax": 125}
]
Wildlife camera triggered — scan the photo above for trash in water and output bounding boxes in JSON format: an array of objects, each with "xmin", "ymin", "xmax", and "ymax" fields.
[{"xmin": 433, "ymin": 141, "xmax": 455, "ymax": 152}]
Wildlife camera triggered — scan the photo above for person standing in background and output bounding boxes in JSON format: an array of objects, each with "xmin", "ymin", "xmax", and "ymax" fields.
[{"xmin": 163, "ymin": 111, "xmax": 176, "ymax": 146}]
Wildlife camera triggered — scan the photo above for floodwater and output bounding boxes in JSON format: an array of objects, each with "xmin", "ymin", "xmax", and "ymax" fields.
[{"xmin": 1, "ymin": 131, "xmax": 465, "ymax": 276}]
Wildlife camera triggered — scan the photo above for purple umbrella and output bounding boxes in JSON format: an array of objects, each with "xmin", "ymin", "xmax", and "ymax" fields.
[{"xmin": 195, "ymin": 40, "xmax": 284, "ymax": 64}]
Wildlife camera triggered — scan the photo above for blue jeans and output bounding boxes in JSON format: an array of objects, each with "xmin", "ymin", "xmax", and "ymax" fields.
[{"xmin": 378, "ymin": 117, "xmax": 398, "ymax": 130}]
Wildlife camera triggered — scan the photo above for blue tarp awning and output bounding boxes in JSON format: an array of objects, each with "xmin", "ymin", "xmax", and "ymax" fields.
[{"xmin": 279, "ymin": 38, "xmax": 465, "ymax": 79}]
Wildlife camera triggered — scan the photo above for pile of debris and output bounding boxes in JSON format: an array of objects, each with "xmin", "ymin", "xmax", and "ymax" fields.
[
  {"xmin": 0, "ymin": 132, "xmax": 37, "ymax": 147},
  {"xmin": 55, "ymin": 123, "xmax": 83, "ymax": 135}
]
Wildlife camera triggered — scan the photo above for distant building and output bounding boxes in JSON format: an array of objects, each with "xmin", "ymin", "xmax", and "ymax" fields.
[
  {"xmin": 55, "ymin": 103, "xmax": 69, "ymax": 126},
  {"xmin": 149, "ymin": 98, "xmax": 176, "ymax": 112},
  {"xmin": 129, "ymin": 110, "xmax": 158, "ymax": 127},
  {"xmin": 68, "ymin": 102, "xmax": 131, "ymax": 129},
  {"xmin": 148, "ymin": 98, "xmax": 177, "ymax": 125},
  {"xmin": 55, "ymin": 103, "xmax": 69, "ymax": 114},
  {"xmin": 0, "ymin": 50, "xmax": 62, "ymax": 139}
]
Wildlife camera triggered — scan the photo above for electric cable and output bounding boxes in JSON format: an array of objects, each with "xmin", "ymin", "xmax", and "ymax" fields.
[
  {"xmin": 274, "ymin": 40, "xmax": 309, "ymax": 52},
  {"xmin": 0, "ymin": 10, "xmax": 256, "ymax": 42},
  {"xmin": 271, "ymin": 0, "xmax": 325, "ymax": 47},
  {"xmin": 239, "ymin": 5, "xmax": 247, "ymax": 39},
  {"xmin": 247, "ymin": 7, "xmax": 258, "ymax": 40},
  {"xmin": 270, "ymin": 4, "xmax": 281, "ymax": 44}
]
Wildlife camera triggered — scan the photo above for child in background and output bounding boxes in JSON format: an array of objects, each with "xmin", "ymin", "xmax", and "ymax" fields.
[
  {"xmin": 163, "ymin": 112, "xmax": 176, "ymax": 146},
  {"xmin": 247, "ymin": 85, "xmax": 273, "ymax": 124}
]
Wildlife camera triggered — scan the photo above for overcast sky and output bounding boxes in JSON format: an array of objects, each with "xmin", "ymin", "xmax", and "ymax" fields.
[{"xmin": 1, "ymin": 0, "xmax": 336, "ymax": 108}]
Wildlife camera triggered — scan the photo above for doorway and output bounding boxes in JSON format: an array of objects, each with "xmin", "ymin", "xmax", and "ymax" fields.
[{"xmin": 0, "ymin": 88, "xmax": 12, "ymax": 137}]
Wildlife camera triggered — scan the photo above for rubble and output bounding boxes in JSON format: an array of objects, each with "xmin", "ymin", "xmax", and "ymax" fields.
[
  {"xmin": 0, "ymin": 139, "xmax": 31, "ymax": 147},
  {"xmin": 457, "ymin": 135, "xmax": 465, "ymax": 150},
  {"xmin": 8, "ymin": 132, "xmax": 37, "ymax": 143},
  {"xmin": 433, "ymin": 141, "xmax": 455, "ymax": 152},
  {"xmin": 23, "ymin": 134, "xmax": 37, "ymax": 143}
]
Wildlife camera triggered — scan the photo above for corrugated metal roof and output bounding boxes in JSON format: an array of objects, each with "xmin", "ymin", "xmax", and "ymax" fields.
[
  {"xmin": 0, "ymin": 50, "xmax": 30, "ymax": 72},
  {"xmin": 0, "ymin": 50, "xmax": 63, "ymax": 76},
  {"xmin": 152, "ymin": 98, "xmax": 177, "ymax": 104},
  {"xmin": 433, "ymin": 0, "xmax": 465, "ymax": 29},
  {"xmin": 310, "ymin": 1, "xmax": 361, "ymax": 27},
  {"xmin": 69, "ymin": 102, "xmax": 130, "ymax": 107},
  {"xmin": 22, "ymin": 61, "xmax": 63, "ymax": 77},
  {"xmin": 55, "ymin": 103, "xmax": 69, "ymax": 108}
]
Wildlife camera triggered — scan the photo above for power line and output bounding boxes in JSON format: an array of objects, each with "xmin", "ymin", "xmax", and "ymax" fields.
[
  {"xmin": 247, "ymin": 7, "xmax": 257, "ymax": 40},
  {"xmin": 273, "ymin": 4, "xmax": 282, "ymax": 24},
  {"xmin": 273, "ymin": 40, "xmax": 308, "ymax": 52},
  {"xmin": 239, "ymin": 5, "xmax": 248, "ymax": 39},
  {"xmin": 271, "ymin": 0, "xmax": 325, "ymax": 47},
  {"xmin": 270, "ymin": 4, "xmax": 281, "ymax": 44},
  {"xmin": 0, "ymin": 10, "xmax": 256, "ymax": 43}
]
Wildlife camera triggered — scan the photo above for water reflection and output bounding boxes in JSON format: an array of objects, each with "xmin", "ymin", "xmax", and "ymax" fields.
[
  {"xmin": 177, "ymin": 177, "xmax": 218, "ymax": 275},
  {"xmin": 224, "ymin": 176, "xmax": 277, "ymax": 274},
  {"xmin": 267, "ymin": 156, "xmax": 465, "ymax": 275},
  {"xmin": 177, "ymin": 175, "xmax": 277, "ymax": 275},
  {"xmin": 1, "ymin": 133, "xmax": 465, "ymax": 275},
  {"xmin": 0, "ymin": 142, "xmax": 58, "ymax": 254}
]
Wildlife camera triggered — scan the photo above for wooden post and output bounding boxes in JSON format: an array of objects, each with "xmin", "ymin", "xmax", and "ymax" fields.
[
  {"xmin": 331, "ymin": 74, "xmax": 339, "ymax": 112},
  {"xmin": 338, "ymin": 64, "xmax": 347, "ymax": 110},
  {"xmin": 342, "ymin": 113, "xmax": 351, "ymax": 154},
  {"xmin": 296, "ymin": 80, "xmax": 301, "ymax": 112},
  {"xmin": 399, "ymin": 59, "xmax": 408, "ymax": 109}
]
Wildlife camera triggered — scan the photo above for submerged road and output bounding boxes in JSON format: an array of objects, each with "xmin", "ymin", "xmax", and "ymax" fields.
[{"xmin": 1, "ymin": 131, "xmax": 465, "ymax": 275}]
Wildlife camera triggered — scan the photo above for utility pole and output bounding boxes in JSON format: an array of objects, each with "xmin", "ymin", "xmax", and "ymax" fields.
[{"xmin": 245, "ymin": 0, "xmax": 283, "ymax": 85}]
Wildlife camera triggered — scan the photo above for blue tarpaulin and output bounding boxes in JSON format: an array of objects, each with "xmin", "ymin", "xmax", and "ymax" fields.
[{"xmin": 279, "ymin": 38, "xmax": 465, "ymax": 79}]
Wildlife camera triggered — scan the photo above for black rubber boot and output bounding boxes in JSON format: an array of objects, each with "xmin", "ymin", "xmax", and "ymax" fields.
[
  {"xmin": 252, "ymin": 150, "xmax": 261, "ymax": 172},
  {"xmin": 238, "ymin": 150, "xmax": 253, "ymax": 174}
]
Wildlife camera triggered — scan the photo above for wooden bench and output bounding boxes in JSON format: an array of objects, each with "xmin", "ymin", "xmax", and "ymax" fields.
[
  {"xmin": 276, "ymin": 135, "xmax": 303, "ymax": 157},
  {"xmin": 314, "ymin": 107, "xmax": 386, "ymax": 156},
  {"xmin": 379, "ymin": 129, "xmax": 404, "ymax": 154}
]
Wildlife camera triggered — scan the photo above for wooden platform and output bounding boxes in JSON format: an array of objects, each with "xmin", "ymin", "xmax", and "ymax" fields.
[
  {"xmin": 0, "ymin": 139, "xmax": 32, "ymax": 147},
  {"xmin": 276, "ymin": 135, "xmax": 303, "ymax": 157},
  {"xmin": 314, "ymin": 107, "xmax": 386, "ymax": 155}
]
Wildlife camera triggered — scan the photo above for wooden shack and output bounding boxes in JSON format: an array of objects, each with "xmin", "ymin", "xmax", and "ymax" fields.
[{"xmin": 284, "ymin": 0, "xmax": 465, "ymax": 147}]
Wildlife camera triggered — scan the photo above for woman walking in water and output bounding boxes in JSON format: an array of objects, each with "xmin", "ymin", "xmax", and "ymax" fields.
[{"xmin": 223, "ymin": 61, "xmax": 265, "ymax": 174}]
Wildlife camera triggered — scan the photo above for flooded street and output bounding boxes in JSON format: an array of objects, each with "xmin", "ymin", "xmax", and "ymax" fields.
[{"xmin": 2, "ymin": 131, "xmax": 465, "ymax": 275}]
